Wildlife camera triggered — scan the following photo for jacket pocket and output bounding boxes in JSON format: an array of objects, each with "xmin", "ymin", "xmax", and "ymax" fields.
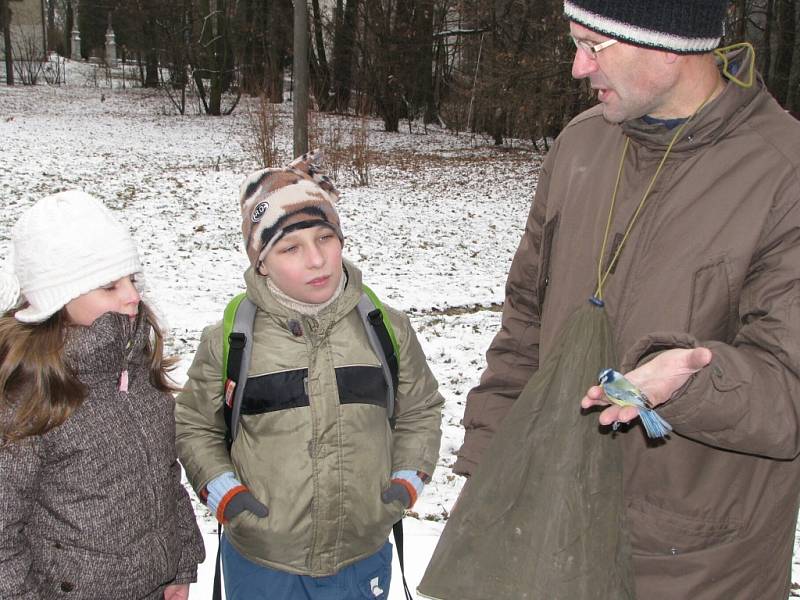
[
  {"xmin": 536, "ymin": 213, "xmax": 560, "ymax": 312},
  {"xmin": 628, "ymin": 499, "xmax": 742, "ymax": 557},
  {"xmin": 38, "ymin": 536, "xmax": 166, "ymax": 598},
  {"xmin": 687, "ymin": 255, "xmax": 737, "ymax": 343}
]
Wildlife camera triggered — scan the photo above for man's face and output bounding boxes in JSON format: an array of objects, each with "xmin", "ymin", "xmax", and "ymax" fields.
[{"xmin": 569, "ymin": 21, "xmax": 677, "ymax": 123}]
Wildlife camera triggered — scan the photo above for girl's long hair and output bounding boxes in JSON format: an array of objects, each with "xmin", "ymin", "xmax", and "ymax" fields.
[{"xmin": 0, "ymin": 301, "xmax": 178, "ymax": 447}]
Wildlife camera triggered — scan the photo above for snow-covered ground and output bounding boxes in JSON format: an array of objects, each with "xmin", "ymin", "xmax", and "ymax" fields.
[{"xmin": 1, "ymin": 60, "xmax": 799, "ymax": 598}]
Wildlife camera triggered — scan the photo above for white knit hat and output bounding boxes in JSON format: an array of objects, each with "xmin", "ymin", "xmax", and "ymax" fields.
[{"xmin": 0, "ymin": 191, "xmax": 141, "ymax": 323}]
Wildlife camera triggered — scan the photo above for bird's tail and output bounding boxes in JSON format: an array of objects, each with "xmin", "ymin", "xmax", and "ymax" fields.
[{"xmin": 639, "ymin": 408, "xmax": 672, "ymax": 439}]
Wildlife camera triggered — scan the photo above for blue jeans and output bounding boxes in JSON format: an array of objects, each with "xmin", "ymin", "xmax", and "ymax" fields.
[{"xmin": 221, "ymin": 535, "xmax": 393, "ymax": 600}]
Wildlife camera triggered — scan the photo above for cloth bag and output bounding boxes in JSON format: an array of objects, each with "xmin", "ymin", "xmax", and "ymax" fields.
[{"xmin": 418, "ymin": 302, "xmax": 634, "ymax": 599}]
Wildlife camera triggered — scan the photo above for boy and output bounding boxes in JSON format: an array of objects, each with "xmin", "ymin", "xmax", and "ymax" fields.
[{"xmin": 175, "ymin": 152, "xmax": 444, "ymax": 600}]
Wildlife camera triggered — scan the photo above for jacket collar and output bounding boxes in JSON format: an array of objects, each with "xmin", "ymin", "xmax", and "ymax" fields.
[
  {"xmin": 64, "ymin": 311, "xmax": 147, "ymax": 379},
  {"xmin": 244, "ymin": 258, "xmax": 364, "ymax": 328},
  {"xmin": 621, "ymin": 46, "xmax": 761, "ymax": 154}
]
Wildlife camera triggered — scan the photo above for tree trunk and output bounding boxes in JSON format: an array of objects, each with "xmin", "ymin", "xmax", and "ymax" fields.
[
  {"xmin": 144, "ymin": 50, "xmax": 159, "ymax": 87},
  {"xmin": 239, "ymin": 0, "xmax": 257, "ymax": 94},
  {"xmin": 414, "ymin": 0, "xmax": 436, "ymax": 123},
  {"xmin": 788, "ymin": 0, "xmax": 800, "ymax": 113},
  {"xmin": 294, "ymin": 0, "xmax": 309, "ymax": 156},
  {"xmin": 265, "ymin": 0, "xmax": 284, "ymax": 103},
  {"xmin": 763, "ymin": 0, "xmax": 773, "ymax": 89},
  {"xmin": 142, "ymin": 15, "xmax": 159, "ymax": 88},
  {"xmin": 208, "ymin": 0, "xmax": 226, "ymax": 115},
  {"xmin": 309, "ymin": 0, "xmax": 332, "ymax": 110},
  {"xmin": 331, "ymin": 0, "xmax": 358, "ymax": 112},
  {"xmin": 2, "ymin": 0, "xmax": 13, "ymax": 85},
  {"xmin": 771, "ymin": 0, "xmax": 796, "ymax": 106}
]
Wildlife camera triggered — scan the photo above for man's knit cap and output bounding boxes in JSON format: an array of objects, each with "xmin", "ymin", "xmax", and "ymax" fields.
[{"xmin": 564, "ymin": 0, "xmax": 729, "ymax": 54}]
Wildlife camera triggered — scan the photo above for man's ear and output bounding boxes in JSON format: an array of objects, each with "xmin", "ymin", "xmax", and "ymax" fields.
[{"xmin": 663, "ymin": 51, "xmax": 679, "ymax": 65}]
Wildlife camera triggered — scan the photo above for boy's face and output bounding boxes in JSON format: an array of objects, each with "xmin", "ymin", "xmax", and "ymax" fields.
[
  {"xmin": 262, "ymin": 224, "xmax": 344, "ymax": 304},
  {"xmin": 65, "ymin": 275, "xmax": 141, "ymax": 326}
]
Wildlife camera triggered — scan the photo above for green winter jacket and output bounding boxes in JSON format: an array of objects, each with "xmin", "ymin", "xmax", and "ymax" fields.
[{"xmin": 175, "ymin": 259, "xmax": 443, "ymax": 576}]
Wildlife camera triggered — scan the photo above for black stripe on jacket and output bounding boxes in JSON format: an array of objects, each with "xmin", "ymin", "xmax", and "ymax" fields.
[{"xmin": 239, "ymin": 365, "xmax": 387, "ymax": 414}]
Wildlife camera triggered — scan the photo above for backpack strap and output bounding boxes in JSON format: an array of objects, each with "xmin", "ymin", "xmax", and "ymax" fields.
[
  {"xmin": 359, "ymin": 289, "xmax": 413, "ymax": 599},
  {"xmin": 222, "ymin": 294, "xmax": 257, "ymax": 449},
  {"xmin": 215, "ymin": 294, "xmax": 257, "ymax": 600},
  {"xmin": 357, "ymin": 285, "xmax": 400, "ymax": 425}
]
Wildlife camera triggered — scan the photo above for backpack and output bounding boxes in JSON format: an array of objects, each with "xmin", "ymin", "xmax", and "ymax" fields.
[
  {"xmin": 221, "ymin": 283, "xmax": 399, "ymax": 448},
  {"xmin": 212, "ymin": 284, "xmax": 414, "ymax": 600}
]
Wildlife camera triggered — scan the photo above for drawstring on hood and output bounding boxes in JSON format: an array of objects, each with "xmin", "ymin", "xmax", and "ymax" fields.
[{"xmin": 714, "ymin": 42, "xmax": 755, "ymax": 89}]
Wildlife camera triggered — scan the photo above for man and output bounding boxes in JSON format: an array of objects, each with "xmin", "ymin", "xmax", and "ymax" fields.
[{"xmin": 455, "ymin": 1, "xmax": 800, "ymax": 598}]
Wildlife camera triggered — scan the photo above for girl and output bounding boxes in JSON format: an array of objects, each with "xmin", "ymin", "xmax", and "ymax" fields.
[
  {"xmin": 0, "ymin": 191, "xmax": 205, "ymax": 600},
  {"xmin": 175, "ymin": 152, "xmax": 444, "ymax": 600}
]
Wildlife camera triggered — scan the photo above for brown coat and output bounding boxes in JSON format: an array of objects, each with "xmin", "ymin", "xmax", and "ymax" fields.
[
  {"xmin": 0, "ymin": 313, "xmax": 205, "ymax": 599},
  {"xmin": 456, "ymin": 53, "xmax": 800, "ymax": 599}
]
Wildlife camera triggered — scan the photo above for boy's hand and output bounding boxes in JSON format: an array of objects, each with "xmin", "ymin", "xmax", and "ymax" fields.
[
  {"xmin": 381, "ymin": 470, "xmax": 430, "ymax": 509},
  {"xmin": 204, "ymin": 471, "xmax": 269, "ymax": 523},
  {"xmin": 224, "ymin": 489, "xmax": 269, "ymax": 521}
]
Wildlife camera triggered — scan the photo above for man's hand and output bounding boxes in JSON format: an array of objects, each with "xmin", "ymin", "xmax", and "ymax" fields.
[
  {"xmin": 581, "ymin": 347, "xmax": 712, "ymax": 427},
  {"xmin": 164, "ymin": 583, "xmax": 190, "ymax": 600}
]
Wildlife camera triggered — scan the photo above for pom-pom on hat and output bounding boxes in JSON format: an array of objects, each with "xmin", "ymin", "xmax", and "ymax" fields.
[
  {"xmin": 239, "ymin": 150, "xmax": 342, "ymax": 275},
  {"xmin": 564, "ymin": 0, "xmax": 729, "ymax": 54},
  {"xmin": 0, "ymin": 191, "xmax": 141, "ymax": 323}
]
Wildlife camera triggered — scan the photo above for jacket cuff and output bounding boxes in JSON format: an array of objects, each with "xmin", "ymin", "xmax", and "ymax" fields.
[
  {"xmin": 172, "ymin": 565, "xmax": 199, "ymax": 585},
  {"xmin": 216, "ymin": 485, "xmax": 247, "ymax": 524},
  {"xmin": 205, "ymin": 471, "xmax": 243, "ymax": 519},
  {"xmin": 621, "ymin": 332, "xmax": 718, "ymax": 425},
  {"xmin": 620, "ymin": 331, "xmax": 700, "ymax": 374}
]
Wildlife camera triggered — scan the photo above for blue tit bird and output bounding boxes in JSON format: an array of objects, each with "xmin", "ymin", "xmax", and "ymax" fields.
[{"xmin": 597, "ymin": 368, "xmax": 672, "ymax": 439}]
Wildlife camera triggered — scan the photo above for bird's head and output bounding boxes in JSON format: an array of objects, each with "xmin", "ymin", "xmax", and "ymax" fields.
[{"xmin": 598, "ymin": 368, "xmax": 615, "ymax": 385}]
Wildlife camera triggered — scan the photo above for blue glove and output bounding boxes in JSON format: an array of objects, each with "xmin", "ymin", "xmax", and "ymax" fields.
[
  {"xmin": 598, "ymin": 368, "xmax": 672, "ymax": 439},
  {"xmin": 204, "ymin": 472, "xmax": 269, "ymax": 523}
]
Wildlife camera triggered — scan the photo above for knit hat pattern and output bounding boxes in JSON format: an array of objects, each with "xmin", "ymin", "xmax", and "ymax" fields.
[
  {"xmin": 1, "ymin": 190, "xmax": 141, "ymax": 323},
  {"xmin": 239, "ymin": 150, "xmax": 342, "ymax": 274},
  {"xmin": 564, "ymin": 0, "xmax": 729, "ymax": 54}
]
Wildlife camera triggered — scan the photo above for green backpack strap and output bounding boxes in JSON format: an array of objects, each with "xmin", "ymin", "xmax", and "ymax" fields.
[
  {"xmin": 361, "ymin": 284, "xmax": 399, "ymax": 355},
  {"xmin": 221, "ymin": 293, "xmax": 256, "ymax": 450},
  {"xmin": 222, "ymin": 293, "xmax": 248, "ymax": 386},
  {"xmin": 358, "ymin": 284, "xmax": 400, "ymax": 425}
]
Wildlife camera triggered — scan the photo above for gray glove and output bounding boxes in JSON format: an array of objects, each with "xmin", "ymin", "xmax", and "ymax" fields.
[
  {"xmin": 225, "ymin": 490, "xmax": 269, "ymax": 521},
  {"xmin": 381, "ymin": 482, "xmax": 412, "ymax": 508}
]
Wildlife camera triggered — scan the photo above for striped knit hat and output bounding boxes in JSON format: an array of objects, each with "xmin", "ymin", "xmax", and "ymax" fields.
[
  {"xmin": 239, "ymin": 150, "xmax": 342, "ymax": 275},
  {"xmin": 564, "ymin": 0, "xmax": 729, "ymax": 54}
]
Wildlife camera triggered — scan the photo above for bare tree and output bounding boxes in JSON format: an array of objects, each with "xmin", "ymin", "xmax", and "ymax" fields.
[
  {"xmin": 331, "ymin": 0, "xmax": 359, "ymax": 112},
  {"xmin": 1, "ymin": 0, "xmax": 13, "ymax": 85},
  {"xmin": 294, "ymin": 0, "xmax": 309, "ymax": 155}
]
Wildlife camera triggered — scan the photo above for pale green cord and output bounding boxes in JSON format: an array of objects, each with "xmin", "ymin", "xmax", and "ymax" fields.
[
  {"xmin": 714, "ymin": 42, "xmax": 756, "ymax": 89},
  {"xmin": 593, "ymin": 82, "xmax": 722, "ymax": 301}
]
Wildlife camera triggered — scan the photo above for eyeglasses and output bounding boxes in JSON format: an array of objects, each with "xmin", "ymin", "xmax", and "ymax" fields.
[{"xmin": 570, "ymin": 36, "xmax": 618, "ymax": 59}]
